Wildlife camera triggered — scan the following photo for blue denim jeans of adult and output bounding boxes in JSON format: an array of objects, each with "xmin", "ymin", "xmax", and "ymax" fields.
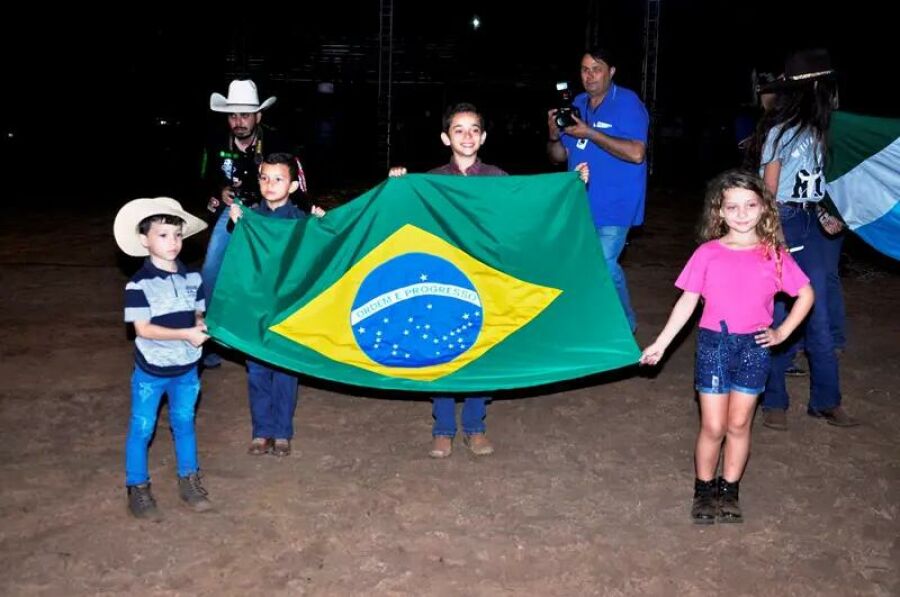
[
  {"xmin": 432, "ymin": 397, "xmax": 488, "ymax": 437},
  {"xmin": 200, "ymin": 209, "xmax": 232, "ymax": 311},
  {"xmin": 823, "ymin": 231, "xmax": 846, "ymax": 349},
  {"xmin": 125, "ymin": 366, "xmax": 201, "ymax": 486},
  {"xmin": 789, "ymin": 229, "xmax": 847, "ymax": 355},
  {"xmin": 200, "ymin": 210, "xmax": 232, "ymax": 366},
  {"xmin": 763, "ymin": 205, "xmax": 842, "ymax": 412},
  {"xmin": 246, "ymin": 358, "xmax": 299, "ymax": 439},
  {"xmin": 597, "ymin": 225, "xmax": 637, "ymax": 332}
]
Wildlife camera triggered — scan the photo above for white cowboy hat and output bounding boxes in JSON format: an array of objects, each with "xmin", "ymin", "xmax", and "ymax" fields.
[
  {"xmin": 114, "ymin": 197, "xmax": 208, "ymax": 257},
  {"xmin": 210, "ymin": 79, "xmax": 277, "ymax": 113}
]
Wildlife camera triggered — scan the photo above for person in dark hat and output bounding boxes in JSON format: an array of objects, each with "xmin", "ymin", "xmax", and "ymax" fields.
[{"xmin": 746, "ymin": 49, "xmax": 857, "ymax": 430}]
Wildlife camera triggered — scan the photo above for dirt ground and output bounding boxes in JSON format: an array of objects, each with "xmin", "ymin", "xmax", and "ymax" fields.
[{"xmin": 1, "ymin": 192, "xmax": 898, "ymax": 596}]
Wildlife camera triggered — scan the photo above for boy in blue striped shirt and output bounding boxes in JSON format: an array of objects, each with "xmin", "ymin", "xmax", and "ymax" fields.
[{"xmin": 114, "ymin": 197, "xmax": 212, "ymax": 519}]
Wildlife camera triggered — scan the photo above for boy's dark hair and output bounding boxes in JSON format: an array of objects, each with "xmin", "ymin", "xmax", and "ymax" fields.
[
  {"xmin": 138, "ymin": 214, "xmax": 185, "ymax": 235},
  {"xmin": 585, "ymin": 46, "xmax": 615, "ymax": 68},
  {"xmin": 442, "ymin": 102, "xmax": 484, "ymax": 132},
  {"xmin": 262, "ymin": 152, "xmax": 300, "ymax": 181}
]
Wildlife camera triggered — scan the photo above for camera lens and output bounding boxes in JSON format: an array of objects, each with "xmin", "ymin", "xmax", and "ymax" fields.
[{"xmin": 555, "ymin": 108, "xmax": 573, "ymax": 129}]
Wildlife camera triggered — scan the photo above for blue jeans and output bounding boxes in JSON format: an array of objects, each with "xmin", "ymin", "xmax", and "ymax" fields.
[
  {"xmin": 763, "ymin": 206, "xmax": 842, "ymax": 412},
  {"xmin": 597, "ymin": 226, "xmax": 637, "ymax": 331},
  {"xmin": 200, "ymin": 209, "xmax": 232, "ymax": 310},
  {"xmin": 125, "ymin": 367, "xmax": 201, "ymax": 486},
  {"xmin": 247, "ymin": 358, "xmax": 299, "ymax": 439},
  {"xmin": 432, "ymin": 397, "xmax": 488, "ymax": 437},
  {"xmin": 823, "ymin": 231, "xmax": 846, "ymax": 349}
]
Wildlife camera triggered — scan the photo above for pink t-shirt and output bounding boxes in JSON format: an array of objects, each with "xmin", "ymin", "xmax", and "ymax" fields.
[{"xmin": 675, "ymin": 240, "xmax": 809, "ymax": 334}]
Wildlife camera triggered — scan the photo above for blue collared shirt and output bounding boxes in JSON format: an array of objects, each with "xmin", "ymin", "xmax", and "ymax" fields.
[{"xmin": 561, "ymin": 84, "xmax": 649, "ymax": 227}]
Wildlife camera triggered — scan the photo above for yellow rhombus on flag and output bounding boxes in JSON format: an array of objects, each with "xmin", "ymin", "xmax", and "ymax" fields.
[{"xmin": 271, "ymin": 224, "xmax": 562, "ymax": 381}]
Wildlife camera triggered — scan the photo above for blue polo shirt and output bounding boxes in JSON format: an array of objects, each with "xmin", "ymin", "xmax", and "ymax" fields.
[{"xmin": 561, "ymin": 84, "xmax": 649, "ymax": 227}]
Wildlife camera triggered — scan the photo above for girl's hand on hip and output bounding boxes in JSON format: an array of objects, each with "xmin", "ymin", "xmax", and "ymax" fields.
[{"xmin": 754, "ymin": 327, "xmax": 785, "ymax": 348}]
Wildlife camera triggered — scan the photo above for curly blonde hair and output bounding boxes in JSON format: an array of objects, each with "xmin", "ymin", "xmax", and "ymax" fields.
[{"xmin": 699, "ymin": 169, "xmax": 785, "ymax": 268}]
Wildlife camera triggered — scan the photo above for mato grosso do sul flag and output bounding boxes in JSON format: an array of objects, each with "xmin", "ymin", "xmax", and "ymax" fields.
[
  {"xmin": 206, "ymin": 173, "xmax": 640, "ymax": 392},
  {"xmin": 826, "ymin": 111, "xmax": 900, "ymax": 260}
]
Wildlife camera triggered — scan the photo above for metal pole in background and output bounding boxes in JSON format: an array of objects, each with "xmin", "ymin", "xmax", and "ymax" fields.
[
  {"xmin": 377, "ymin": 0, "xmax": 394, "ymax": 170},
  {"xmin": 641, "ymin": 0, "xmax": 661, "ymax": 175}
]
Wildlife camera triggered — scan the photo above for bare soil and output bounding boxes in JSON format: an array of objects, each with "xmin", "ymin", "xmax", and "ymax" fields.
[{"xmin": 1, "ymin": 193, "xmax": 897, "ymax": 596}]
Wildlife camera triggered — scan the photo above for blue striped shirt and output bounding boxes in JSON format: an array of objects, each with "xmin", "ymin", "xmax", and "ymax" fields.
[{"xmin": 124, "ymin": 259, "xmax": 206, "ymax": 377}]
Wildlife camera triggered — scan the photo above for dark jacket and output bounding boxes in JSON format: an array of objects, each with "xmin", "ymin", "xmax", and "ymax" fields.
[{"xmin": 200, "ymin": 124, "xmax": 301, "ymax": 218}]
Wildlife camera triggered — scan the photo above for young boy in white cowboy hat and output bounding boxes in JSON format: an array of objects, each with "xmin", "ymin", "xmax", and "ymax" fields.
[{"xmin": 115, "ymin": 197, "xmax": 213, "ymax": 518}]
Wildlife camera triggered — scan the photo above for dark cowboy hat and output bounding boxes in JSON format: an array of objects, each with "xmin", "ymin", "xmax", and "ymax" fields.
[{"xmin": 759, "ymin": 48, "xmax": 836, "ymax": 92}]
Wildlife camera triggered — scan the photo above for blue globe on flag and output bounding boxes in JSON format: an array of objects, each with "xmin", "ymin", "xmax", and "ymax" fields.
[{"xmin": 350, "ymin": 253, "xmax": 483, "ymax": 367}]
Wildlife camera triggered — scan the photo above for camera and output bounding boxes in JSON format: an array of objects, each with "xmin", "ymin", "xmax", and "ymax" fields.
[
  {"xmin": 554, "ymin": 82, "xmax": 581, "ymax": 129},
  {"xmin": 217, "ymin": 150, "xmax": 261, "ymax": 205}
]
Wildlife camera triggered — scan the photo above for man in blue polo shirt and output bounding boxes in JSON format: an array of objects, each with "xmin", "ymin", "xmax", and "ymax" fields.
[{"xmin": 548, "ymin": 46, "xmax": 649, "ymax": 332}]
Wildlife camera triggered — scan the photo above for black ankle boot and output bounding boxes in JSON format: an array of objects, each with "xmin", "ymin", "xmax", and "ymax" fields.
[
  {"xmin": 691, "ymin": 478, "xmax": 717, "ymax": 524},
  {"xmin": 717, "ymin": 477, "xmax": 743, "ymax": 523}
]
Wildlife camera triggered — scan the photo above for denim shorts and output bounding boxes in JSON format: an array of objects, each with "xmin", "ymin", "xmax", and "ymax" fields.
[{"xmin": 695, "ymin": 322, "xmax": 770, "ymax": 395}]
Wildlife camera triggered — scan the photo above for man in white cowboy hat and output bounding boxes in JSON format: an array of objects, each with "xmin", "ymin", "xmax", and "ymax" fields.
[
  {"xmin": 199, "ymin": 79, "xmax": 306, "ymax": 368},
  {"xmin": 115, "ymin": 197, "xmax": 214, "ymax": 518}
]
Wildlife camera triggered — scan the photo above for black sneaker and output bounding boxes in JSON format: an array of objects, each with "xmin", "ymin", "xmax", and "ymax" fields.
[
  {"xmin": 178, "ymin": 473, "xmax": 213, "ymax": 512},
  {"xmin": 127, "ymin": 483, "xmax": 161, "ymax": 520}
]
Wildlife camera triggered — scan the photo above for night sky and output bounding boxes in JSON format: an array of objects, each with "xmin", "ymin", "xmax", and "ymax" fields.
[{"xmin": 3, "ymin": 1, "xmax": 889, "ymax": 203}]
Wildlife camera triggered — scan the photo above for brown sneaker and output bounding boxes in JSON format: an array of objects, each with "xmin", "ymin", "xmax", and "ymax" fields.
[
  {"xmin": 272, "ymin": 439, "xmax": 292, "ymax": 457},
  {"xmin": 762, "ymin": 409, "xmax": 788, "ymax": 430},
  {"xmin": 808, "ymin": 406, "xmax": 859, "ymax": 427},
  {"xmin": 463, "ymin": 433, "xmax": 494, "ymax": 456},
  {"xmin": 429, "ymin": 436, "xmax": 453, "ymax": 459},
  {"xmin": 177, "ymin": 473, "xmax": 213, "ymax": 512},
  {"xmin": 248, "ymin": 437, "xmax": 273, "ymax": 455},
  {"xmin": 127, "ymin": 483, "xmax": 161, "ymax": 520}
]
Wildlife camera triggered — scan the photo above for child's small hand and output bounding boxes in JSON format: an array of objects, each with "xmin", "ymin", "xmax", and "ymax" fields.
[
  {"xmin": 640, "ymin": 342, "xmax": 665, "ymax": 366},
  {"xmin": 388, "ymin": 167, "xmax": 408, "ymax": 177},
  {"xmin": 229, "ymin": 203, "xmax": 243, "ymax": 224},
  {"xmin": 310, "ymin": 205, "xmax": 326, "ymax": 218},
  {"xmin": 186, "ymin": 324, "xmax": 210, "ymax": 347},
  {"xmin": 575, "ymin": 161, "xmax": 590, "ymax": 184},
  {"xmin": 754, "ymin": 327, "xmax": 785, "ymax": 348}
]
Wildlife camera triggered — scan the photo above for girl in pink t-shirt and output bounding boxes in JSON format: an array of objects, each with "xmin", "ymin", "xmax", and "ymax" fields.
[{"xmin": 640, "ymin": 170, "xmax": 813, "ymax": 524}]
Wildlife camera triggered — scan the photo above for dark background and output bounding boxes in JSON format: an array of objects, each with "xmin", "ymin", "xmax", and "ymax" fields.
[{"xmin": 2, "ymin": 1, "xmax": 891, "ymax": 208}]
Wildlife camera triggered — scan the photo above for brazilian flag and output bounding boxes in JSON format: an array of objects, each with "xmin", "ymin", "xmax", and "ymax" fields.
[{"xmin": 206, "ymin": 173, "xmax": 639, "ymax": 392}]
